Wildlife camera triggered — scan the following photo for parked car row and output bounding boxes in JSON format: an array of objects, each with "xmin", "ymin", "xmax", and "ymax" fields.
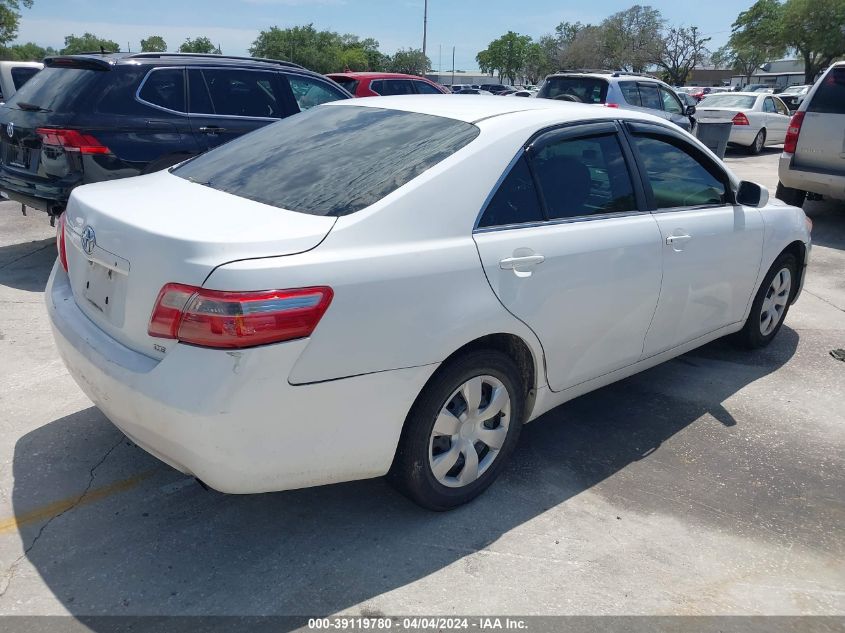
[{"xmin": 695, "ymin": 92, "xmax": 792, "ymax": 154}]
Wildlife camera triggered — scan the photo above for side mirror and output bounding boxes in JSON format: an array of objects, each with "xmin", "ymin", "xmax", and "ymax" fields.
[
  {"xmin": 685, "ymin": 105, "xmax": 696, "ymax": 116},
  {"xmin": 737, "ymin": 181, "xmax": 769, "ymax": 208}
]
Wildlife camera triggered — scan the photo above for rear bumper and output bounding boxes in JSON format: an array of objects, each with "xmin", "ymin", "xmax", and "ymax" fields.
[
  {"xmin": 728, "ymin": 126, "xmax": 759, "ymax": 146},
  {"xmin": 0, "ymin": 167, "xmax": 77, "ymax": 212},
  {"xmin": 46, "ymin": 263, "xmax": 438, "ymax": 493},
  {"xmin": 778, "ymin": 154, "xmax": 845, "ymax": 201}
]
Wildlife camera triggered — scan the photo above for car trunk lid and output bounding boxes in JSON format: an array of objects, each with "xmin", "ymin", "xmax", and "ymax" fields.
[{"xmin": 63, "ymin": 170, "xmax": 337, "ymax": 360}]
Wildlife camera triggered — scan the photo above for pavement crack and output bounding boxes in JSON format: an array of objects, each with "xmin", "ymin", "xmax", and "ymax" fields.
[
  {"xmin": 803, "ymin": 289, "xmax": 845, "ymax": 313},
  {"xmin": 0, "ymin": 435, "xmax": 124, "ymax": 600}
]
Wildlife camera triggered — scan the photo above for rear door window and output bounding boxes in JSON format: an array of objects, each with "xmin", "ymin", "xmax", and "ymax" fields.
[
  {"xmin": 808, "ymin": 67, "xmax": 845, "ymax": 114},
  {"xmin": 173, "ymin": 106, "xmax": 479, "ymax": 216},
  {"xmin": 139, "ymin": 68, "xmax": 186, "ymax": 113},
  {"xmin": 763, "ymin": 97, "xmax": 777, "ymax": 113},
  {"xmin": 532, "ymin": 133, "xmax": 637, "ymax": 219},
  {"xmin": 189, "ymin": 68, "xmax": 280, "ymax": 118},
  {"xmin": 637, "ymin": 83, "xmax": 662, "ymax": 110},
  {"xmin": 773, "ymin": 97, "xmax": 789, "ymax": 115},
  {"xmin": 372, "ymin": 79, "xmax": 416, "ymax": 96},
  {"xmin": 619, "ymin": 81, "xmax": 641, "ymax": 106},
  {"xmin": 478, "ymin": 156, "xmax": 544, "ymax": 228},
  {"xmin": 287, "ymin": 75, "xmax": 347, "ymax": 110}
]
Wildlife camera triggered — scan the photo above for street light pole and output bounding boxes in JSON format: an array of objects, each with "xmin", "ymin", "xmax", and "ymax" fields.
[{"xmin": 422, "ymin": 0, "xmax": 428, "ymax": 60}]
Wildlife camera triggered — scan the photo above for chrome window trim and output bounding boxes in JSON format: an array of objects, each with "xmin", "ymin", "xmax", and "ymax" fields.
[
  {"xmin": 135, "ymin": 66, "xmax": 188, "ymax": 116},
  {"xmin": 650, "ymin": 202, "xmax": 732, "ymax": 215},
  {"xmin": 186, "ymin": 66, "xmax": 284, "ymax": 120},
  {"xmin": 473, "ymin": 209, "xmax": 652, "ymax": 234}
]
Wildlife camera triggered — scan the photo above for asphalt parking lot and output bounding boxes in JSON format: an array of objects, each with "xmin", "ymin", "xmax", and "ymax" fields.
[{"xmin": 0, "ymin": 147, "xmax": 842, "ymax": 620}]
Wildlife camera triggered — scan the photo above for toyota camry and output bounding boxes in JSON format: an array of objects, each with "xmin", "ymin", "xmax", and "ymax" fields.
[{"xmin": 47, "ymin": 96, "xmax": 811, "ymax": 510}]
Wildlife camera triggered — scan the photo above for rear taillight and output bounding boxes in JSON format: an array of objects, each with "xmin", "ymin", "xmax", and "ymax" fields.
[
  {"xmin": 36, "ymin": 128, "xmax": 111, "ymax": 155},
  {"xmin": 732, "ymin": 112, "xmax": 750, "ymax": 126},
  {"xmin": 784, "ymin": 111, "xmax": 805, "ymax": 154},
  {"xmin": 56, "ymin": 213, "xmax": 68, "ymax": 272},
  {"xmin": 148, "ymin": 284, "xmax": 334, "ymax": 349},
  {"xmin": 604, "ymin": 102, "xmax": 620, "ymax": 108}
]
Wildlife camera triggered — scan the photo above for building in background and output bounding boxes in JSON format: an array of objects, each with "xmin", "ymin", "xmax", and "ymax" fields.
[{"xmin": 729, "ymin": 59, "xmax": 806, "ymax": 89}]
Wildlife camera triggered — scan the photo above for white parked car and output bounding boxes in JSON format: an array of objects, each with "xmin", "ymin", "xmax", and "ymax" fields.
[
  {"xmin": 47, "ymin": 96, "xmax": 812, "ymax": 510},
  {"xmin": 696, "ymin": 92, "xmax": 792, "ymax": 154},
  {"xmin": 0, "ymin": 60, "xmax": 42, "ymax": 104}
]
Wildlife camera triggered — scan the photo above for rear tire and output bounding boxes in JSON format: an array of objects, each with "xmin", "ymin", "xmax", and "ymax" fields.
[
  {"xmin": 776, "ymin": 182, "xmax": 806, "ymax": 207},
  {"xmin": 734, "ymin": 252, "xmax": 797, "ymax": 349},
  {"xmin": 389, "ymin": 350, "xmax": 525, "ymax": 511},
  {"xmin": 747, "ymin": 129, "xmax": 766, "ymax": 155}
]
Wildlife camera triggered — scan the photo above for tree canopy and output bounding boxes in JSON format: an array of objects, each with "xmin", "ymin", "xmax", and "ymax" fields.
[
  {"xmin": 179, "ymin": 36, "xmax": 218, "ymax": 54},
  {"xmin": 0, "ymin": 0, "xmax": 33, "ymax": 47},
  {"xmin": 61, "ymin": 33, "xmax": 120, "ymax": 55},
  {"xmin": 141, "ymin": 35, "xmax": 167, "ymax": 52}
]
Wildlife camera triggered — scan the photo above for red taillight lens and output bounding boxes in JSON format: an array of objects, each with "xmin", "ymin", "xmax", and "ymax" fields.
[
  {"xmin": 56, "ymin": 213, "xmax": 68, "ymax": 272},
  {"xmin": 148, "ymin": 284, "xmax": 334, "ymax": 349},
  {"xmin": 732, "ymin": 112, "xmax": 750, "ymax": 126},
  {"xmin": 36, "ymin": 128, "xmax": 111, "ymax": 155},
  {"xmin": 784, "ymin": 111, "xmax": 805, "ymax": 154},
  {"xmin": 604, "ymin": 102, "xmax": 620, "ymax": 108}
]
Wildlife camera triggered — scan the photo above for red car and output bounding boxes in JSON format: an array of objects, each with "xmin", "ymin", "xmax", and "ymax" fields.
[{"xmin": 325, "ymin": 72, "xmax": 449, "ymax": 97}]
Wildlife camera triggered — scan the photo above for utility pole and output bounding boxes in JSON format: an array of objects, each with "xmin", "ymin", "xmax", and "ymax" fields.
[
  {"xmin": 422, "ymin": 0, "xmax": 428, "ymax": 60},
  {"xmin": 451, "ymin": 46, "xmax": 455, "ymax": 86}
]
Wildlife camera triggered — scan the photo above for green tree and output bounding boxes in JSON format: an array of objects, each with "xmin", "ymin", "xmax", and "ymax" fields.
[
  {"xmin": 556, "ymin": 22, "xmax": 608, "ymax": 70},
  {"xmin": 388, "ymin": 48, "xmax": 430, "ymax": 75},
  {"xmin": 724, "ymin": 0, "xmax": 787, "ymax": 84},
  {"xmin": 0, "ymin": 41, "xmax": 52, "ymax": 60},
  {"xmin": 477, "ymin": 31, "xmax": 531, "ymax": 84},
  {"xmin": 251, "ymin": 25, "xmax": 343, "ymax": 72},
  {"xmin": 0, "ymin": 0, "xmax": 33, "ymax": 47},
  {"xmin": 61, "ymin": 33, "xmax": 120, "ymax": 54},
  {"xmin": 340, "ymin": 34, "xmax": 386, "ymax": 70},
  {"xmin": 179, "ymin": 36, "xmax": 216, "ymax": 54},
  {"xmin": 601, "ymin": 5, "xmax": 664, "ymax": 72},
  {"xmin": 656, "ymin": 26, "xmax": 711, "ymax": 85},
  {"xmin": 781, "ymin": 0, "xmax": 845, "ymax": 82},
  {"xmin": 141, "ymin": 35, "xmax": 167, "ymax": 52}
]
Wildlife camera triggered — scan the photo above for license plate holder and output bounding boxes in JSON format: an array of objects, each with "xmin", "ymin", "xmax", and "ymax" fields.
[
  {"xmin": 82, "ymin": 261, "xmax": 117, "ymax": 318},
  {"xmin": 7, "ymin": 144, "xmax": 30, "ymax": 169}
]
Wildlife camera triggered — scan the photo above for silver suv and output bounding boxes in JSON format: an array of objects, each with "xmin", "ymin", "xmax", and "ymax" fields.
[
  {"xmin": 536, "ymin": 71, "xmax": 695, "ymax": 131},
  {"xmin": 777, "ymin": 61, "xmax": 845, "ymax": 206}
]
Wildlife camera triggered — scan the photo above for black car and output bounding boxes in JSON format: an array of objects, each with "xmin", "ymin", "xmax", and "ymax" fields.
[{"xmin": 0, "ymin": 52, "xmax": 352, "ymax": 219}]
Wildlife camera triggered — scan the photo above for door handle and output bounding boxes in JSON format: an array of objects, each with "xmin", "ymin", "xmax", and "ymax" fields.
[
  {"xmin": 500, "ymin": 254, "xmax": 545, "ymax": 270},
  {"xmin": 199, "ymin": 126, "xmax": 227, "ymax": 134},
  {"xmin": 665, "ymin": 234, "xmax": 692, "ymax": 245}
]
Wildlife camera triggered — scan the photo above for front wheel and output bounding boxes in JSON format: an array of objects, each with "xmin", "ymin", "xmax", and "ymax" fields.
[
  {"xmin": 389, "ymin": 350, "xmax": 525, "ymax": 510},
  {"xmin": 734, "ymin": 252, "xmax": 797, "ymax": 349}
]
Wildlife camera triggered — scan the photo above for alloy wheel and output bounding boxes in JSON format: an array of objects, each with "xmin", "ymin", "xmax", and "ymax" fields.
[
  {"xmin": 760, "ymin": 267, "xmax": 791, "ymax": 336},
  {"xmin": 428, "ymin": 375, "xmax": 511, "ymax": 488}
]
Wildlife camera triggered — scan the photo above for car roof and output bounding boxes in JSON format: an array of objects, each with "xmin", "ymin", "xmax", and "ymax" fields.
[
  {"xmin": 326, "ymin": 72, "xmax": 432, "ymax": 80},
  {"xmin": 324, "ymin": 94, "xmax": 670, "ymax": 125},
  {"xmin": 704, "ymin": 92, "xmax": 763, "ymax": 98},
  {"xmin": 44, "ymin": 52, "xmax": 310, "ymax": 73},
  {"xmin": 546, "ymin": 72, "xmax": 660, "ymax": 82}
]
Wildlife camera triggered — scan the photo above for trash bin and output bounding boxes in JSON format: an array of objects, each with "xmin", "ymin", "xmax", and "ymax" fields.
[{"xmin": 694, "ymin": 120, "xmax": 733, "ymax": 159}]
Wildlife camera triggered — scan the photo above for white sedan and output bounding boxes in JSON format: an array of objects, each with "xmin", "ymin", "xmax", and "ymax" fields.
[
  {"xmin": 696, "ymin": 92, "xmax": 792, "ymax": 154},
  {"xmin": 47, "ymin": 96, "xmax": 811, "ymax": 510}
]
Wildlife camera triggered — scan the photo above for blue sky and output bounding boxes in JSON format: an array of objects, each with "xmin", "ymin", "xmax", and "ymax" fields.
[{"xmin": 16, "ymin": 0, "xmax": 754, "ymax": 71}]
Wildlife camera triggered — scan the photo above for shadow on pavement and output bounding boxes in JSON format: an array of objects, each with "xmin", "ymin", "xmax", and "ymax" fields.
[
  {"xmin": 803, "ymin": 199, "xmax": 845, "ymax": 251},
  {"xmin": 0, "ymin": 237, "xmax": 55, "ymax": 292},
  {"xmin": 11, "ymin": 326, "xmax": 819, "ymax": 625}
]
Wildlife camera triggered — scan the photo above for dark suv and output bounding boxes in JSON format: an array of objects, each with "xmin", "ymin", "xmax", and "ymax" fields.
[{"xmin": 0, "ymin": 52, "xmax": 351, "ymax": 218}]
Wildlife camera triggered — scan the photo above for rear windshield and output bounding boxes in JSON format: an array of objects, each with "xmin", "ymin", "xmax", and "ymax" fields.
[
  {"xmin": 699, "ymin": 94, "xmax": 757, "ymax": 109},
  {"xmin": 537, "ymin": 77, "xmax": 608, "ymax": 104},
  {"xmin": 11, "ymin": 67, "xmax": 40, "ymax": 90},
  {"xmin": 173, "ymin": 105, "xmax": 480, "ymax": 216},
  {"xmin": 6, "ymin": 66, "xmax": 104, "ymax": 113},
  {"xmin": 808, "ymin": 68, "xmax": 845, "ymax": 114},
  {"xmin": 330, "ymin": 77, "xmax": 359, "ymax": 93}
]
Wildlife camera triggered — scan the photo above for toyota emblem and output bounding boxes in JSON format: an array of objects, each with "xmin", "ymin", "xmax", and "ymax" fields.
[
  {"xmin": 6, "ymin": 122, "xmax": 13, "ymax": 138},
  {"xmin": 81, "ymin": 225, "xmax": 96, "ymax": 255}
]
